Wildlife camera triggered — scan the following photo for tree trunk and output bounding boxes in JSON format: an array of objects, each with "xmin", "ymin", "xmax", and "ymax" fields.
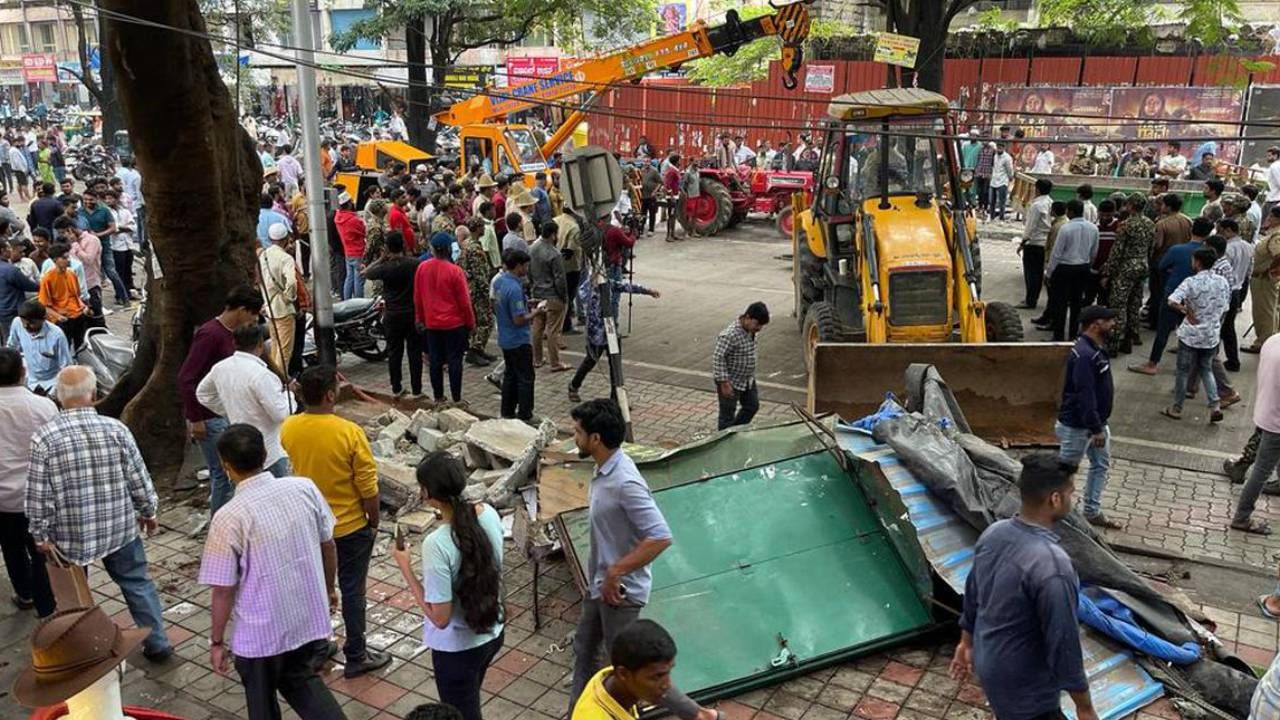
[
  {"xmin": 96, "ymin": 9, "xmax": 124, "ymax": 142},
  {"xmin": 97, "ymin": 0, "xmax": 261, "ymax": 482},
  {"xmin": 886, "ymin": 0, "xmax": 947, "ymax": 92},
  {"xmin": 405, "ymin": 17, "xmax": 432, "ymax": 151}
]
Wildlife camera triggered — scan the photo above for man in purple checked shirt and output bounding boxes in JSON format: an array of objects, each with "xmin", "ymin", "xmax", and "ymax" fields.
[{"xmin": 199, "ymin": 424, "xmax": 344, "ymax": 720}]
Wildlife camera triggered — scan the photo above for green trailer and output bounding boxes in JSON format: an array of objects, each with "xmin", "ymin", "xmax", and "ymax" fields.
[{"xmin": 1013, "ymin": 171, "xmax": 1211, "ymax": 216}]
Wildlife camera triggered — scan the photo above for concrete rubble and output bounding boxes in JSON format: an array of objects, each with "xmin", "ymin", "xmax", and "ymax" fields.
[{"xmin": 366, "ymin": 408, "xmax": 557, "ymax": 515}]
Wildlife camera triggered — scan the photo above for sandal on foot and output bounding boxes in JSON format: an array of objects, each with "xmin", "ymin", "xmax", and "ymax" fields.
[
  {"xmin": 1160, "ymin": 406, "xmax": 1183, "ymax": 420},
  {"xmin": 1231, "ymin": 519, "xmax": 1273, "ymax": 535}
]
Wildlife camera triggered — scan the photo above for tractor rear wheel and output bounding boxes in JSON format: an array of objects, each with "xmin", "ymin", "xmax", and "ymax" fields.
[
  {"xmin": 776, "ymin": 206, "xmax": 795, "ymax": 238},
  {"xmin": 679, "ymin": 177, "xmax": 733, "ymax": 236},
  {"xmin": 803, "ymin": 301, "xmax": 842, "ymax": 372},
  {"xmin": 984, "ymin": 301, "xmax": 1024, "ymax": 342}
]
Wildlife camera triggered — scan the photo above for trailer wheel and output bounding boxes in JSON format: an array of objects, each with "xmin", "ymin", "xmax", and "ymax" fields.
[
  {"xmin": 984, "ymin": 301, "xmax": 1024, "ymax": 343},
  {"xmin": 803, "ymin": 301, "xmax": 842, "ymax": 372}
]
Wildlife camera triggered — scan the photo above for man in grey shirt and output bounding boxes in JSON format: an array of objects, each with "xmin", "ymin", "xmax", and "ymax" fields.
[
  {"xmin": 1045, "ymin": 199, "xmax": 1099, "ymax": 341},
  {"xmin": 567, "ymin": 399, "xmax": 718, "ymax": 720},
  {"xmin": 528, "ymin": 222, "xmax": 569, "ymax": 370}
]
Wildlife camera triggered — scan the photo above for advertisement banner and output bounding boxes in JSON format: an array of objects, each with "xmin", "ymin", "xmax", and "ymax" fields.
[
  {"xmin": 21, "ymin": 53, "xmax": 57, "ymax": 83},
  {"xmin": 506, "ymin": 56, "xmax": 559, "ymax": 86},
  {"xmin": 1109, "ymin": 86, "xmax": 1243, "ymax": 162},
  {"xmin": 443, "ymin": 65, "xmax": 493, "ymax": 89},
  {"xmin": 658, "ymin": 3, "xmax": 687, "ymax": 35},
  {"xmin": 804, "ymin": 64, "xmax": 835, "ymax": 94},
  {"xmin": 873, "ymin": 32, "xmax": 920, "ymax": 69},
  {"xmin": 992, "ymin": 86, "xmax": 1114, "ymax": 167}
]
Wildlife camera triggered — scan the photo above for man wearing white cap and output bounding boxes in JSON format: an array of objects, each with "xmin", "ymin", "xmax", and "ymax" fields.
[
  {"xmin": 260, "ymin": 222, "xmax": 299, "ymax": 374},
  {"xmin": 334, "ymin": 192, "xmax": 368, "ymax": 301}
]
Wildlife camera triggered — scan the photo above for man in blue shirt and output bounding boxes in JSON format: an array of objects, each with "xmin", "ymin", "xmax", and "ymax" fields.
[
  {"xmin": 1131, "ymin": 214, "xmax": 1211, "ymax": 375},
  {"xmin": 952, "ymin": 453, "xmax": 1099, "ymax": 720},
  {"xmin": 0, "ymin": 238, "xmax": 37, "ymax": 343},
  {"xmin": 530, "ymin": 172, "xmax": 552, "ymax": 230},
  {"xmin": 6, "ymin": 300, "xmax": 71, "ymax": 394},
  {"xmin": 493, "ymin": 248, "xmax": 545, "ymax": 421},
  {"xmin": 566, "ymin": 399, "xmax": 714, "ymax": 720},
  {"xmin": 1057, "ymin": 305, "xmax": 1119, "ymax": 529},
  {"xmin": 256, "ymin": 193, "xmax": 291, "ymax": 249}
]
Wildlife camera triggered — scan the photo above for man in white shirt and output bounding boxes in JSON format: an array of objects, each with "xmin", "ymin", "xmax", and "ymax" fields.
[
  {"xmin": 1031, "ymin": 144, "xmax": 1056, "ymax": 174},
  {"xmin": 1266, "ymin": 146, "xmax": 1280, "ymax": 213},
  {"xmin": 275, "ymin": 145, "xmax": 303, "ymax": 198},
  {"xmin": 6, "ymin": 143, "xmax": 27, "ymax": 202},
  {"xmin": 1018, "ymin": 177, "xmax": 1055, "ymax": 310},
  {"xmin": 989, "ymin": 142, "xmax": 1016, "ymax": 220},
  {"xmin": 115, "ymin": 157, "xmax": 145, "ymax": 249},
  {"xmin": 1221, "ymin": 218, "xmax": 1253, "ymax": 372},
  {"xmin": 196, "ymin": 323, "xmax": 295, "ymax": 478},
  {"xmin": 0, "ymin": 347, "xmax": 56, "ymax": 616},
  {"xmin": 1158, "ymin": 142, "xmax": 1188, "ymax": 180},
  {"xmin": 1077, "ymin": 184, "xmax": 1098, "ymax": 224},
  {"xmin": 389, "ymin": 108, "xmax": 408, "ymax": 141},
  {"xmin": 733, "ymin": 136, "xmax": 756, "ymax": 167}
]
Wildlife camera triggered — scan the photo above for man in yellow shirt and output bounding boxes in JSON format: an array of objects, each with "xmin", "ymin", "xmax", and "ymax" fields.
[
  {"xmin": 572, "ymin": 620, "xmax": 681, "ymax": 720},
  {"xmin": 280, "ymin": 365, "xmax": 391, "ymax": 678}
]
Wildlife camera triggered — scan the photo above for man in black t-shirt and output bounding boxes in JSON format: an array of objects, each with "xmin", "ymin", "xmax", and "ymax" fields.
[{"xmin": 362, "ymin": 231, "xmax": 422, "ymax": 396}]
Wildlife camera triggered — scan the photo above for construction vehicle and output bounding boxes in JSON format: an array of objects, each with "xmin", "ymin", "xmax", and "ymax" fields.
[
  {"xmin": 681, "ymin": 164, "xmax": 815, "ymax": 237},
  {"xmin": 792, "ymin": 89, "xmax": 1069, "ymax": 445},
  {"xmin": 333, "ymin": 140, "xmax": 433, "ymax": 208},
  {"xmin": 434, "ymin": 0, "xmax": 814, "ymax": 230}
]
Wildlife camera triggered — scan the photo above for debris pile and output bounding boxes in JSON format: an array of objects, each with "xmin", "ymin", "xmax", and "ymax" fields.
[{"xmin": 367, "ymin": 408, "xmax": 556, "ymax": 512}]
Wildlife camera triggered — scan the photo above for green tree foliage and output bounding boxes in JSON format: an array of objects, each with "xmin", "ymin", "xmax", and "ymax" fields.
[
  {"xmin": 686, "ymin": 5, "xmax": 854, "ymax": 88},
  {"xmin": 1037, "ymin": 0, "xmax": 1245, "ymax": 47}
]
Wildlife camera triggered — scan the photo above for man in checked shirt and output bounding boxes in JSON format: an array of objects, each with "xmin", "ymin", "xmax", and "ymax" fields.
[
  {"xmin": 25, "ymin": 365, "xmax": 173, "ymax": 661},
  {"xmin": 712, "ymin": 302, "xmax": 769, "ymax": 431}
]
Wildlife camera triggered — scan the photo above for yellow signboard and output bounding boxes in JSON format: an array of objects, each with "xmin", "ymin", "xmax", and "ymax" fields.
[{"xmin": 873, "ymin": 32, "xmax": 920, "ymax": 69}]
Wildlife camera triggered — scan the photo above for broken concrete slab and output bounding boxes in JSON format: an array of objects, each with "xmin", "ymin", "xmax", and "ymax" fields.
[
  {"xmin": 373, "ymin": 408, "xmax": 411, "ymax": 427},
  {"xmin": 463, "ymin": 442, "xmax": 489, "ymax": 470},
  {"xmin": 416, "ymin": 427, "xmax": 445, "ymax": 452},
  {"xmin": 484, "ymin": 418, "xmax": 558, "ymax": 507},
  {"xmin": 408, "ymin": 409, "xmax": 439, "ymax": 436},
  {"xmin": 464, "ymin": 418, "xmax": 542, "ymax": 462},
  {"xmin": 380, "ymin": 414, "xmax": 412, "ymax": 443},
  {"xmin": 371, "ymin": 437, "xmax": 398, "ymax": 459},
  {"xmin": 377, "ymin": 459, "xmax": 419, "ymax": 508},
  {"xmin": 437, "ymin": 408, "xmax": 479, "ymax": 433},
  {"xmin": 397, "ymin": 510, "xmax": 438, "ymax": 533},
  {"xmin": 470, "ymin": 468, "xmax": 507, "ymax": 487},
  {"xmin": 462, "ymin": 482, "xmax": 487, "ymax": 504}
]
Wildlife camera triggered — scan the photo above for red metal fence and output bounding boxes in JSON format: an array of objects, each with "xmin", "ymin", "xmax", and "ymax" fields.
[{"xmin": 586, "ymin": 54, "xmax": 1280, "ymax": 159}]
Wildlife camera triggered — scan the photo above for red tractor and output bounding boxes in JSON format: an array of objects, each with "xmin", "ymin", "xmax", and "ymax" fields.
[{"xmin": 680, "ymin": 166, "xmax": 814, "ymax": 238}]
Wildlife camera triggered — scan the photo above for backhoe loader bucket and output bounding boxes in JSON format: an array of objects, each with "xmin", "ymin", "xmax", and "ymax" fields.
[{"xmin": 809, "ymin": 342, "xmax": 1072, "ymax": 446}]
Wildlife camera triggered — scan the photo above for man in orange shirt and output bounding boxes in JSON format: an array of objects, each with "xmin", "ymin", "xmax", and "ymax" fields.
[{"xmin": 37, "ymin": 243, "xmax": 86, "ymax": 347}]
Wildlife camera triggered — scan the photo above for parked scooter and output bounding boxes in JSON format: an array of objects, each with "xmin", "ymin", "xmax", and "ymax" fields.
[{"xmin": 301, "ymin": 295, "xmax": 387, "ymax": 364}]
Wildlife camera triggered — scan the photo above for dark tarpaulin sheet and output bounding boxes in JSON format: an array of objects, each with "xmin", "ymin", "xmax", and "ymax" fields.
[{"xmin": 867, "ymin": 366, "xmax": 1259, "ymax": 718}]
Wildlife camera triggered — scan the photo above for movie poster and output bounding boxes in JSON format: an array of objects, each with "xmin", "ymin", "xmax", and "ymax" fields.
[
  {"xmin": 1109, "ymin": 87, "xmax": 1243, "ymax": 162},
  {"xmin": 1241, "ymin": 85, "xmax": 1280, "ymax": 167},
  {"xmin": 658, "ymin": 3, "xmax": 687, "ymax": 35},
  {"xmin": 992, "ymin": 87, "xmax": 1113, "ymax": 167}
]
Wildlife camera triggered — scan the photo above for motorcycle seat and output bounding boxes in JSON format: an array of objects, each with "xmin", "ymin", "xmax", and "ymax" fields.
[{"xmin": 332, "ymin": 298, "xmax": 375, "ymax": 323}]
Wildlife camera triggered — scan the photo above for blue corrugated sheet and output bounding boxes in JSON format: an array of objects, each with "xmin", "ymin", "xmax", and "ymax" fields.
[{"xmin": 837, "ymin": 430, "xmax": 1164, "ymax": 720}]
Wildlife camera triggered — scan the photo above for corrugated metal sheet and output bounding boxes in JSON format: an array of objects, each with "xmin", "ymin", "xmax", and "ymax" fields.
[
  {"xmin": 1083, "ymin": 57, "xmax": 1136, "ymax": 86},
  {"xmin": 836, "ymin": 430, "xmax": 1164, "ymax": 720},
  {"xmin": 1193, "ymin": 55, "xmax": 1249, "ymax": 87},
  {"xmin": 1030, "ymin": 57, "xmax": 1082, "ymax": 85},
  {"xmin": 1136, "ymin": 55, "xmax": 1193, "ymax": 85}
]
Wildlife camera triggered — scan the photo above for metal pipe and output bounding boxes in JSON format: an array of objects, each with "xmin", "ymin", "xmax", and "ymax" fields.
[{"xmin": 289, "ymin": 0, "xmax": 335, "ymax": 366}]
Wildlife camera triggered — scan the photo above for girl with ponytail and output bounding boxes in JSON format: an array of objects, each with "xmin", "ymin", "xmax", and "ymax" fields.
[{"xmin": 391, "ymin": 451, "xmax": 504, "ymax": 720}]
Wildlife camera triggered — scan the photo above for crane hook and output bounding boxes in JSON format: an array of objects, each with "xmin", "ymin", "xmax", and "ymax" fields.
[{"xmin": 782, "ymin": 74, "xmax": 798, "ymax": 90}]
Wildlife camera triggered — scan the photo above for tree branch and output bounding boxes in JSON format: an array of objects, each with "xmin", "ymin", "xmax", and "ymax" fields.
[
  {"xmin": 455, "ymin": 12, "xmax": 540, "ymax": 51},
  {"xmin": 63, "ymin": 0, "xmax": 104, "ymax": 101},
  {"xmin": 944, "ymin": 0, "xmax": 985, "ymax": 26}
]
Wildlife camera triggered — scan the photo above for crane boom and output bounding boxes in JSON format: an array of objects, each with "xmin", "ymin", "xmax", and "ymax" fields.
[{"xmin": 435, "ymin": 0, "xmax": 813, "ymax": 128}]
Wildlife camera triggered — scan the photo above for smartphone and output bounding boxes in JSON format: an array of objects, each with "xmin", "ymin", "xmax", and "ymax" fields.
[{"xmin": 394, "ymin": 523, "xmax": 406, "ymax": 551}]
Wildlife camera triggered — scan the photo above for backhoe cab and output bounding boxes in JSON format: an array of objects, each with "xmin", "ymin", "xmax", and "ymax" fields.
[{"xmin": 794, "ymin": 89, "xmax": 1068, "ymax": 446}]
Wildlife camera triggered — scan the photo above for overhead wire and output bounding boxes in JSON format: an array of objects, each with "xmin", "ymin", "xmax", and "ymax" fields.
[{"xmin": 76, "ymin": 0, "xmax": 1280, "ymax": 144}]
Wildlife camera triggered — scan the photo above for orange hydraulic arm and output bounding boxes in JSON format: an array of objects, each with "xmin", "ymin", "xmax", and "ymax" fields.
[{"xmin": 435, "ymin": 0, "xmax": 813, "ymax": 129}]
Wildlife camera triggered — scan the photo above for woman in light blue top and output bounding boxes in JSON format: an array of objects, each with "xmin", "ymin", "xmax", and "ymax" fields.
[{"xmin": 392, "ymin": 451, "xmax": 504, "ymax": 720}]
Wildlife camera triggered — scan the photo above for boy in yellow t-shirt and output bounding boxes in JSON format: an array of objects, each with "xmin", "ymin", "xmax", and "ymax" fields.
[{"xmin": 572, "ymin": 620, "xmax": 680, "ymax": 720}]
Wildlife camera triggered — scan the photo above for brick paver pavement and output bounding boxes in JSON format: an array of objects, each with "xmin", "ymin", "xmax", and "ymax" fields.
[{"xmin": 0, "ymin": 520, "xmax": 1238, "ymax": 720}]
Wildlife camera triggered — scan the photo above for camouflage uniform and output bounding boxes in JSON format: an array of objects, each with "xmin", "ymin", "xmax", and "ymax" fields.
[
  {"xmin": 460, "ymin": 243, "xmax": 494, "ymax": 353},
  {"xmin": 1068, "ymin": 155, "xmax": 1096, "ymax": 176},
  {"xmin": 1104, "ymin": 212, "xmax": 1155, "ymax": 353},
  {"xmin": 1224, "ymin": 428, "xmax": 1280, "ymax": 491},
  {"xmin": 1122, "ymin": 157, "xmax": 1150, "ymax": 179}
]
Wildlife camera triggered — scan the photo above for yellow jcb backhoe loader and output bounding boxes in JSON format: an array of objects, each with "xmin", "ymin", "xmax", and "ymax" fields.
[{"xmin": 792, "ymin": 88, "xmax": 1069, "ymax": 445}]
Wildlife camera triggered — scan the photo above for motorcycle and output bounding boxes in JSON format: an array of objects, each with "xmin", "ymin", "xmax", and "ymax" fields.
[
  {"xmin": 71, "ymin": 144, "xmax": 116, "ymax": 181},
  {"xmin": 302, "ymin": 295, "xmax": 388, "ymax": 364}
]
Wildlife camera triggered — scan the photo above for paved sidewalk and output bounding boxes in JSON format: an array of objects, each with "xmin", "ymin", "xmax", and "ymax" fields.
[{"xmin": 0, "ymin": 520, "xmax": 1244, "ymax": 720}]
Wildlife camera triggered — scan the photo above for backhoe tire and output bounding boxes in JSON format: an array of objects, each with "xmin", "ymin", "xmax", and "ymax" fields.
[
  {"xmin": 803, "ymin": 301, "xmax": 842, "ymax": 373},
  {"xmin": 984, "ymin": 301, "xmax": 1024, "ymax": 343},
  {"xmin": 678, "ymin": 177, "xmax": 733, "ymax": 237}
]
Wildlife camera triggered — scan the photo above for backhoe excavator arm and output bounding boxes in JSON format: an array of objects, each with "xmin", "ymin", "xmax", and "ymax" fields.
[{"xmin": 435, "ymin": 0, "xmax": 814, "ymax": 128}]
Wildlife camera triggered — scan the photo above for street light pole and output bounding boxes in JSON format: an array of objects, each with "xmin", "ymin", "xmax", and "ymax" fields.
[{"xmin": 289, "ymin": 0, "xmax": 335, "ymax": 366}]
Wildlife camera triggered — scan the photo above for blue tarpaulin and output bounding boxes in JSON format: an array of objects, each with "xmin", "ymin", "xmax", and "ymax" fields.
[{"xmin": 1078, "ymin": 586, "xmax": 1201, "ymax": 665}]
